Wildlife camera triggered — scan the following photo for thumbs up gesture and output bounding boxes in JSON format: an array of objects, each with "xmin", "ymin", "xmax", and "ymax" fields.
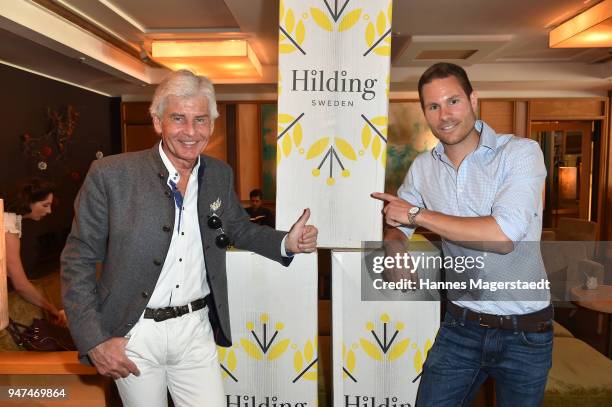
[{"xmin": 285, "ymin": 208, "xmax": 318, "ymax": 253}]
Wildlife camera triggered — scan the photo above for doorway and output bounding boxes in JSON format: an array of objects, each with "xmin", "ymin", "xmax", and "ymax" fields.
[{"xmin": 531, "ymin": 121, "xmax": 595, "ymax": 228}]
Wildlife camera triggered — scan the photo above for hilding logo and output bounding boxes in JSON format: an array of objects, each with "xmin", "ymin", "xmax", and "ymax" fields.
[{"xmin": 291, "ymin": 69, "xmax": 377, "ymax": 101}]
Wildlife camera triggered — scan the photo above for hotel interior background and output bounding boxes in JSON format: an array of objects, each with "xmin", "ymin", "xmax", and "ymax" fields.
[{"xmin": 0, "ymin": 0, "xmax": 611, "ymax": 406}]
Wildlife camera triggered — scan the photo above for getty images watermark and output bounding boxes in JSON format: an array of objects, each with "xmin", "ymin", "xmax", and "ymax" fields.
[{"xmin": 360, "ymin": 241, "xmax": 562, "ymax": 302}]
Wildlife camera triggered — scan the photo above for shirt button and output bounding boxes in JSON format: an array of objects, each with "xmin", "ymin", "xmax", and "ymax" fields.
[
  {"xmin": 141, "ymin": 291, "xmax": 149, "ymax": 298},
  {"xmin": 176, "ymin": 285, "xmax": 179, "ymax": 288},
  {"xmin": 181, "ymin": 232, "xmax": 185, "ymax": 236},
  {"xmin": 153, "ymin": 259, "xmax": 162, "ymax": 266},
  {"xmin": 179, "ymin": 258, "xmax": 182, "ymax": 262}
]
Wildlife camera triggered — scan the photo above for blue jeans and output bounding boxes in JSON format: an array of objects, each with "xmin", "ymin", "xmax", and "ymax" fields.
[{"xmin": 416, "ymin": 311, "xmax": 553, "ymax": 407}]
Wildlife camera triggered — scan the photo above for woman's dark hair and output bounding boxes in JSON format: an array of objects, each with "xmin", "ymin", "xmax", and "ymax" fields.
[{"xmin": 4, "ymin": 178, "xmax": 55, "ymax": 215}]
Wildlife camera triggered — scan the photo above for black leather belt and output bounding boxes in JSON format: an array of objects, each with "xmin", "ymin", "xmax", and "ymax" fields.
[
  {"xmin": 144, "ymin": 297, "xmax": 208, "ymax": 322},
  {"xmin": 447, "ymin": 301, "xmax": 553, "ymax": 333}
]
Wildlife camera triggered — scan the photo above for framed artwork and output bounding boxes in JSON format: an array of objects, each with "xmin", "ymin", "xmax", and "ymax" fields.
[
  {"xmin": 385, "ymin": 102, "xmax": 438, "ymax": 194},
  {"xmin": 260, "ymin": 103, "xmax": 278, "ymax": 200}
]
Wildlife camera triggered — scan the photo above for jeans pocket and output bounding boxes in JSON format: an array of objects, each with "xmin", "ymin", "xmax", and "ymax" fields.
[{"xmin": 519, "ymin": 329, "xmax": 553, "ymax": 347}]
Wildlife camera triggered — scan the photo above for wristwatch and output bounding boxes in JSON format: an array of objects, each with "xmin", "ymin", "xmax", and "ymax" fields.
[{"xmin": 407, "ymin": 206, "xmax": 422, "ymax": 227}]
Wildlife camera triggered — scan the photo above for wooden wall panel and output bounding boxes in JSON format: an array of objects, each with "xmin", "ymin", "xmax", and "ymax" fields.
[
  {"xmin": 0, "ymin": 201, "xmax": 7, "ymax": 330},
  {"xmin": 207, "ymin": 103, "xmax": 227, "ymax": 162},
  {"xmin": 124, "ymin": 125, "xmax": 158, "ymax": 152},
  {"xmin": 514, "ymin": 101, "xmax": 528, "ymax": 137},
  {"xmin": 480, "ymin": 100, "xmax": 514, "ymax": 134},
  {"xmin": 530, "ymin": 99, "xmax": 606, "ymax": 119},
  {"xmin": 236, "ymin": 104, "xmax": 261, "ymax": 200},
  {"xmin": 121, "ymin": 102, "xmax": 151, "ymax": 124}
]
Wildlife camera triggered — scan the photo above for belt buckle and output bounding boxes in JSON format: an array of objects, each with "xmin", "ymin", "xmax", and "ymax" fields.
[
  {"xmin": 153, "ymin": 307, "xmax": 177, "ymax": 322},
  {"xmin": 478, "ymin": 315, "xmax": 490, "ymax": 328}
]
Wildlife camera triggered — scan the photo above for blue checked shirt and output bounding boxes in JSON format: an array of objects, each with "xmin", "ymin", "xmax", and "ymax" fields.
[{"xmin": 399, "ymin": 120, "xmax": 550, "ymax": 315}]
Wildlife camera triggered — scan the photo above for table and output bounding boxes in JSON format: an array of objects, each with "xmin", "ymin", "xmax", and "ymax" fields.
[{"xmin": 571, "ymin": 284, "xmax": 612, "ymax": 357}]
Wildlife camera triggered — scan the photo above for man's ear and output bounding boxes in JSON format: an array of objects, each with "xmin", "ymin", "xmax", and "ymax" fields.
[
  {"xmin": 469, "ymin": 91, "xmax": 478, "ymax": 113},
  {"xmin": 152, "ymin": 114, "xmax": 163, "ymax": 134}
]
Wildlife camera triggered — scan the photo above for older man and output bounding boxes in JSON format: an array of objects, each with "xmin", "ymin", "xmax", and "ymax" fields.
[{"xmin": 61, "ymin": 70, "xmax": 318, "ymax": 406}]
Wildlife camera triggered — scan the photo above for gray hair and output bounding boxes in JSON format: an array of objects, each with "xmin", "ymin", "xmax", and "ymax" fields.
[{"xmin": 149, "ymin": 69, "xmax": 219, "ymax": 120}]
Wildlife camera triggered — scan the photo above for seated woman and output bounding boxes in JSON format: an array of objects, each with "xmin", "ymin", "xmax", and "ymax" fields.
[{"xmin": 3, "ymin": 179, "xmax": 67, "ymax": 327}]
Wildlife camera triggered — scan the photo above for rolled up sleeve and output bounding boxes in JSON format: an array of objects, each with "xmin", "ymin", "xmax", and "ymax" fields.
[
  {"xmin": 491, "ymin": 141, "xmax": 546, "ymax": 242},
  {"xmin": 397, "ymin": 160, "xmax": 426, "ymax": 239}
]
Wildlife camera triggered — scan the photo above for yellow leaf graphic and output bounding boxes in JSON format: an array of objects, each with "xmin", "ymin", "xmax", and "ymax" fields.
[
  {"xmin": 376, "ymin": 11, "xmax": 386, "ymax": 36},
  {"xmin": 227, "ymin": 350, "xmax": 237, "ymax": 371},
  {"xmin": 279, "ymin": 44, "xmax": 296, "ymax": 53},
  {"xmin": 346, "ymin": 349, "xmax": 356, "ymax": 371},
  {"xmin": 304, "ymin": 340, "xmax": 314, "ymax": 362},
  {"xmin": 384, "ymin": 36, "xmax": 391, "ymax": 44},
  {"xmin": 282, "ymin": 133, "xmax": 292, "ymax": 157},
  {"xmin": 371, "ymin": 116, "xmax": 388, "ymax": 126},
  {"xmin": 294, "ymin": 350, "xmax": 304, "ymax": 371},
  {"xmin": 414, "ymin": 349, "xmax": 424, "ymax": 373},
  {"xmin": 279, "ymin": 32, "xmax": 287, "ymax": 42},
  {"xmin": 374, "ymin": 46, "xmax": 391, "ymax": 56},
  {"xmin": 268, "ymin": 338, "xmax": 290, "ymax": 361},
  {"xmin": 335, "ymin": 137, "xmax": 357, "ymax": 161},
  {"xmin": 360, "ymin": 338, "xmax": 383, "ymax": 361},
  {"xmin": 303, "ymin": 371, "xmax": 318, "ymax": 381},
  {"xmin": 279, "ymin": 0, "xmax": 285, "ymax": 23},
  {"xmin": 285, "ymin": 9, "xmax": 295, "ymax": 33},
  {"xmin": 372, "ymin": 136, "xmax": 381, "ymax": 159},
  {"xmin": 278, "ymin": 114, "xmax": 294, "ymax": 124},
  {"xmin": 311, "ymin": 7, "xmax": 333, "ymax": 31},
  {"xmin": 339, "ymin": 8, "xmax": 362, "ymax": 32},
  {"xmin": 218, "ymin": 347, "xmax": 226, "ymax": 361},
  {"xmin": 241, "ymin": 338, "xmax": 263, "ymax": 360},
  {"xmin": 365, "ymin": 22, "xmax": 375, "ymax": 46},
  {"xmin": 294, "ymin": 123, "xmax": 303, "ymax": 146},
  {"xmin": 388, "ymin": 338, "xmax": 410, "ymax": 362},
  {"xmin": 362, "ymin": 125, "xmax": 372, "ymax": 148},
  {"xmin": 306, "ymin": 137, "xmax": 329, "ymax": 159},
  {"xmin": 295, "ymin": 20, "xmax": 305, "ymax": 45}
]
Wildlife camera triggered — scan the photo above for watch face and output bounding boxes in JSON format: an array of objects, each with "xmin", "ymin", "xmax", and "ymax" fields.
[{"xmin": 409, "ymin": 207, "xmax": 420, "ymax": 215}]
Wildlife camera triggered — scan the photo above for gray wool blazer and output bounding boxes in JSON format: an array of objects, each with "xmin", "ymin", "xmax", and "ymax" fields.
[{"xmin": 61, "ymin": 144, "xmax": 290, "ymax": 363}]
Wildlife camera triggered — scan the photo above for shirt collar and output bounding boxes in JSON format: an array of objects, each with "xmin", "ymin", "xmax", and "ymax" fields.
[
  {"xmin": 431, "ymin": 119, "xmax": 496, "ymax": 160},
  {"xmin": 158, "ymin": 142, "xmax": 200, "ymax": 186},
  {"xmin": 477, "ymin": 120, "xmax": 497, "ymax": 151}
]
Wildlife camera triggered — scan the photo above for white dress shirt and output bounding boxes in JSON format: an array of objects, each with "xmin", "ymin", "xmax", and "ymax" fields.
[{"xmin": 146, "ymin": 143, "xmax": 210, "ymax": 308}]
